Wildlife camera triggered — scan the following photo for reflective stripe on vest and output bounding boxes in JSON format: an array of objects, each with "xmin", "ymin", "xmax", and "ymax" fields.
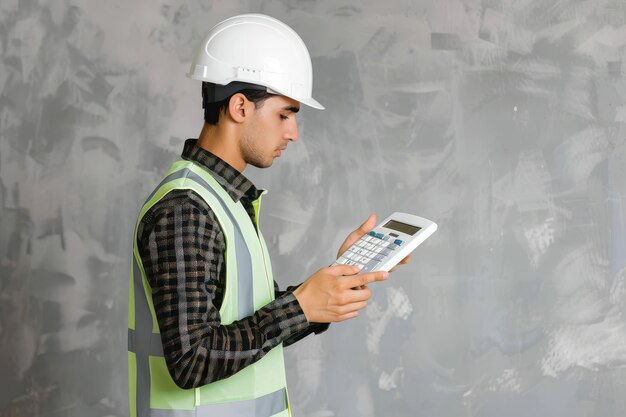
[
  {"xmin": 129, "ymin": 162, "xmax": 289, "ymax": 417},
  {"xmin": 142, "ymin": 166, "xmax": 256, "ymax": 319}
]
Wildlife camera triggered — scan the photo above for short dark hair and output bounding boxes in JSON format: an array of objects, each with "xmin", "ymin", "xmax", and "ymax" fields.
[{"xmin": 202, "ymin": 82, "xmax": 274, "ymax": 125}]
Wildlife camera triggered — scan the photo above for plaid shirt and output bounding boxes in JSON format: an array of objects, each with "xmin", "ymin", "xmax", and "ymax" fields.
[{"xmin": 136, "ymin": 139, "xmax": 328, "ymax": 389}]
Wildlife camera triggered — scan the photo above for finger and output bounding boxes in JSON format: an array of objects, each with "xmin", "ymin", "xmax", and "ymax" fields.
[
  {"xmin": 399, "ymin": 254, "xmax": 412, "ymax": 264},
  {"xmin": 389, "ymin": 254, "xmax": 412, "ymax": 272},
  {"xmin": 337, "ymin": 301, "xmax": 368, "ymax": 315},
  {"xmin": 336, "ymin": 214, "xmax": 378, "ymax": 257},
  {"xmin": 353, "ymin": 286, "xmax": 373, "ymax": 302},
  {"xmin": 343, "ymin": 271, "xmax": 388, "ymax": 289},
  {"xmin": 347, "ymin": 214, "xmax": 377, "ymax": 243},
  {"xmin": 327, "ymin": 264, "xmax": 362, "ymax": 276},
  {"xmin": 335, "ymin": 310, "xmax": 359, "ymax": 322},
  {"xmin": 356, "ymin": 213, "xmax": 377, "ymax": 235},
  {"xmin": 336, "ymin": 285, "xmax": 372, "ymax": 304}
]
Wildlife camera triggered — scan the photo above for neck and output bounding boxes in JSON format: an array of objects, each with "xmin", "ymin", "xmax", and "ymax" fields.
[{"xmin": 196, "ymin": 122, "xmax": 247, "ymax": 172}]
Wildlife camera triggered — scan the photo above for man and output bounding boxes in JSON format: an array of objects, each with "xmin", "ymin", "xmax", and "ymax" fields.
[{"xmin": 128, "ymin": 14, "xmax": 410, "ymax": 417}]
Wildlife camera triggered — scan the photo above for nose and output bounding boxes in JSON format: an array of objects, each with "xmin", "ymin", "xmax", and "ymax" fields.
[{"xmin": 285, "ymin": 117, "xmax": 298, "ymax": 142}]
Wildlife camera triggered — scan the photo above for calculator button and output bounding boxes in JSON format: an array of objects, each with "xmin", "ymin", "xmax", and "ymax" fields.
[
  {"xmin": 382, "ymin": 235, "xmax": 392, "ymax": 241},
  {"xmin": 394, "ymin": 239, "xmax": 404, "ymax": 245},
  {"xmin": 375, "ymin": 233, "xmax": 384, "ymax": 239},
  {"xmin": 374, "ymin": 254, "xmax": 386, "ymax": 262},
  {"xmin": 361, "ymin": 259, "xmax": 381, "ymax": 272},
  {"xmin": 368, "ymin": 231, "xmax": 377, "ymax": 237},
  {"xmin": 387, "ymin": 243, "xmax": 399, "ymax": 251},
  {"xmin": 336, "ymin": 257, "xmax": 349, "ymax": 264}
]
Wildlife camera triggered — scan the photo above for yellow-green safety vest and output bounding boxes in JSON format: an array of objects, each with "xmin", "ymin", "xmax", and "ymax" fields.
[{"xmin": 128, "ymin": 159, "xmax": 291, "ymax": 417}]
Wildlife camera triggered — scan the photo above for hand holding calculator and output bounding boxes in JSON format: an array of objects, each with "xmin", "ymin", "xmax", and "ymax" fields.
[{"xmin": 332, "ymin": 212, "xmax": 438, "ymax": 273}]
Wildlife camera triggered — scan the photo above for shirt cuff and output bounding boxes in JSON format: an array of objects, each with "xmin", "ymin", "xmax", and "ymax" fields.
[
  {"xmin": 308, "ymin": 322, "xmax": 330, "ymax": 334},
  {"xmin": 261, "ymin": 291, "xmax": 310, "ymax": 341},
  {"xmin": 286, "ymin": 291, "xmax": 330, "ymax": 334}
]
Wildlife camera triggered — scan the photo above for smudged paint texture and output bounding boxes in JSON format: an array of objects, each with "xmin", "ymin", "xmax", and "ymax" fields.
[{"xmin": 1, "ymin": 0, "xmax": 626, "ymax": 416}]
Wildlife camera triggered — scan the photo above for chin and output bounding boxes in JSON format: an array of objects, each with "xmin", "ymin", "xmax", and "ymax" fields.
[{"xmin": 250, "ymin": 159, "xmax": 274, "ymax": 169}]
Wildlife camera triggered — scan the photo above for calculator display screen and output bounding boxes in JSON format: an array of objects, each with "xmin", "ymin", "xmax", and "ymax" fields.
[{"xmin": 383, "ymin": 220, "xmax": 421, "ymax": 236}]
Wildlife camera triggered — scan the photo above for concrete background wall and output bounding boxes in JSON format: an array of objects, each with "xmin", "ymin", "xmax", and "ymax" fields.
[{"xmin": 2, "ymin": 0, "xmax": 626, "ymax": 416}]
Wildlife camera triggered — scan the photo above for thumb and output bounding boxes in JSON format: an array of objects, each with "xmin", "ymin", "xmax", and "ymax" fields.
[{"xmin": 359, "ymin": 213, "xmax": 377, "ymax": 234}]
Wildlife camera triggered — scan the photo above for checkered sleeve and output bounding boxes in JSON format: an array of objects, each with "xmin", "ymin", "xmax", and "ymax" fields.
[
  {"xmin": 274, "ymin": 281, "xmax": 330, "ymax": 347},
  {"xmin": 137, "ymin": 189, "xmax": 311, "ymax": 389}
]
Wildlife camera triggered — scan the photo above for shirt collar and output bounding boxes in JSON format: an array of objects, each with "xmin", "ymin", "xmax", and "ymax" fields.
[{"xmin": 181, "ymin": 139, "xmax": 263, "ymax": 203}]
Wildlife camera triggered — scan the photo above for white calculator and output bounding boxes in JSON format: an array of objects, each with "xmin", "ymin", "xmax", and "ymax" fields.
[{"xmin": 332, "ymin": 212, "xmax": 438, "ymax": 273}]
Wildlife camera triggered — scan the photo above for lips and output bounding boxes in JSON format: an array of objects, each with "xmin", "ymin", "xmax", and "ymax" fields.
[{"xmin": 275, "ymin": 143, "xmax": 288, "ymax": 157}]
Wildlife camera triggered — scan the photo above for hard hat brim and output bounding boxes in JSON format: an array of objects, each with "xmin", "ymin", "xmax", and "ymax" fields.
[{"xmin": 298, "ymin": 96, "xmax": 325, "ymax": 110}]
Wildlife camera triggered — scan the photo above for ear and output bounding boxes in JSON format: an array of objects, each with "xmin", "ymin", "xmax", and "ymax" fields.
[{"xmin": 228, "ymin": 93, "xmax": 249, "ymax": 123}]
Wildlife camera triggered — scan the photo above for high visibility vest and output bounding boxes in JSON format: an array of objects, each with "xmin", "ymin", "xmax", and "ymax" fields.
[{"xmin": 128, "ymin": 159, "xmax": 291, "ymax": 417}]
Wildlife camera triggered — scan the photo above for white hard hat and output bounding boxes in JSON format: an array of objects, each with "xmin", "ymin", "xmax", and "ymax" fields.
[{"xmin": 187, "ymin": 13, "xmax": 324, "ymax": 110}]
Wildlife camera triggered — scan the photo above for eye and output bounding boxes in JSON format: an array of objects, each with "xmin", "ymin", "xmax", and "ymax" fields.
[{"xmin": 280, "ymin": 114, "xmax": 289, "ymax": 120}]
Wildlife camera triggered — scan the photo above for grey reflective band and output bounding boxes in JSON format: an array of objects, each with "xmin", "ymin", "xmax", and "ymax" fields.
[
  {"xmin": 196, "ymin": 387, "xmax": 287, "ymax": 416},
  {"xmin": 143, "ymin": 166, "xmax": 255, "ymax": 319},
  {"xmin": 132, "ymin": 256, "xmax": 154, "ymax": 417},
  {"xmin": 148, "ymin": 410, "xmax": 194, "ymax": 417},
  {"xmin": 128, "ymin": 329, "xmax": 164, "ymax": 357},
  {"xmin": 147, "ymin": 388, "xmax": 287, "ymax": 417}
]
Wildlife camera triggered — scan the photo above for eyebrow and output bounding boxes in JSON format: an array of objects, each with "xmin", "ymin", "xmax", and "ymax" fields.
[{"xmin": 282, "ymin": 105, "xmax": 300, "ymax": 113}]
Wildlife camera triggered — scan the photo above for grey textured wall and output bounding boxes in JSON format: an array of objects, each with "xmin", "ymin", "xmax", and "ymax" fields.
[{"xmin": 2, "ymin": 0, "xmax": 626, "ymax": 416}]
